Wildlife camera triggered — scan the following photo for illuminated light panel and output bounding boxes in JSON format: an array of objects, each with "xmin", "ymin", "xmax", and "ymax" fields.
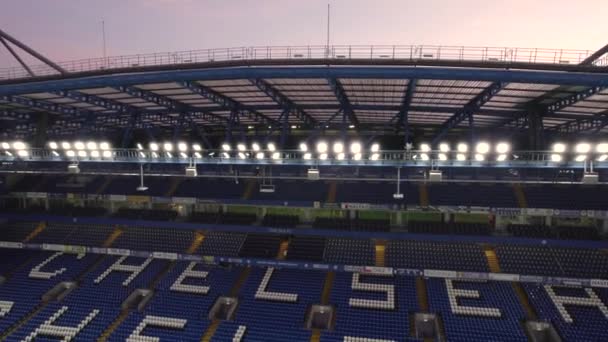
[
  {"xmin": 333, "ymin": 142, "xmax": 344, "ymax": 154},
  {"xmin": 439, "ymin": 143, "xmax": 450, "ymax": 153},
  {"xmin": 251, "ymin": 143, "xmax": 261, "ymax": 151},
  {"xmin": 99, "ymin": 142, "xmax": 110, "ymax": 150},
  {"xmin": 550, "ymin": 154, "xmax": 562, "ymax": 162},
  {"xmin": 103, "ymin": 151, "xmax": 113, "ymax": 158},
  {"xmin": 420, "ymin": 153, "xmax": 429, "ymax": 161},
  {"xmin": 575, "ymin": 143, "xmax": 591, "ymax": 154},
  {"xmin": 575, "ymin": 155, "xmax": 587, "ymax": 162},
  {"xmin": 77, "ymin": 150, "xmax": 87, "ymax": 158},
  {"xmin": 237, "ymin": 143, "xmax": 246, "ymax": 152},
  {"xmin": 552, "ymin": 143, "xmax": 566, "ymax": 153},
  {"xmin": 163, "ymin": 143, "xmax": 174, "ymax": 151},
  {"xmin": 91, "ymin": 150, "xmax": 100, "ymax": 158},
  {"xmin": 316, "ymin": 141, "xmax": 328, "ymax": 153},
  {"xmin": 179, "ymin": 152, "xmax": 188, "ymax": 159},
  {"xmin": 456, "ymin": 153, "xmax": 466, "ymax": 161},
  {"xmin": 86, "ymin": 141, "xmax": 97, "ymax": 150},
  {"xmin": 319, "ymin": 153, "xmax": 328, "ymax": 160},
  {"xmin": 474, "ymin": 154, "xmax": 485, "ymax": 161},
  {"xmin": 192, "ymin": 144, "xmax": 202, "ymax": 152},
  {"xmin": 267, "ymin": 143, "xmax": 276, "ymax": 152},
  {"xmin": 12, "ymin": 141, "xmax": 26, "ymax": 150},
  {"xmin": 271, "ymin": 152, "xmax": 280, "ymax": 160},
  {"xmin": 66, "ymin": 150, "xmax": 76, "ymax": 157},
  {"xmin": 420, "ymin": 143, "xmax": 431, "ymax": 152},
  {"xmin": 149, "ymin": 143, "xmax": 159, "ymax": 151},
  {"xmin": 17, "ymin": 150, "xmax": 28, "ymax": 157},
  {"xmin": 496, "ymin": 142, "xmax": 510, "ymax": 154},
  {"xmin": 48, "ymin": 142, "xmax": 58, "ymax": 150},
  {"xmin": 74, "ymin": 141, "xmax": 85, "ymax": 150},
  {"xmin": 303, "ymin": 152, "xmax": 312, "ymax": 160},
  {"xmin": 62, "ymin": 142, "xmax": 72, "ymax": 150},
  {"xmin": 350, "ymin": 142, "xmax": 362, "ymax": 154},
  {"xmin": 597, "ymin": 154, "xmax": 608, "ymax": 162},
  {"xmin": 438, "ymin": 153, "xmax": 447, "ymax": 161},
  {"xmin": 496, "ymin": 154, "xmax": 507, "ymax": 161},
  {"xmin": 222, "ymin": 143, "xmax": 231, "ymax": 151},
  {"xmin": 238, "ymin": 152, "xmax": 246, "ymax": 159},
  {"xmin": 370, "ymin": 143, "xmax": 380, "ymax": 153},
  {"xmin": 597, "ymin": 143, "xmax": 608, "ymax": 154},
  {"xmin": 475, "ymin": 142, "xmax": 490, "ymax": 154},
  {"xmin": 336, "ymin": 153, "xmax": 345, "ymax": 160},
  {"xmin": 178, "ymin": 142, "xmax": 188, "ymax": 152},
  {"xmin": 457, "ymin": 143, "xmax": 468, "ymax": 153},
  {"xmin": 0, "ymin": 142, "xmax": 9, "ymax": 149},
  {"xmin": 299, "ymin": 142, "xmax": 308, "ymax": 152},
  {"xmin": 256, "ymin": 152, "xmax": 265, "ymax": 160},
  {"xmin": 353, "ymin": 153, "xmax": 362, "ymax": 161},
  {"xmin": 370, "ymin": 153, "xmax": 380, "ymax": 161}
]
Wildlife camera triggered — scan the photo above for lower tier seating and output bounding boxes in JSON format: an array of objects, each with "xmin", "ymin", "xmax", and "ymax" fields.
[
  {"xmin": 386, "ymin": 240, "xmax": 490, "ymax": 272},
  {"xmin": 324, "ymin": 238, "xmax": 375, "ymax": 265}
]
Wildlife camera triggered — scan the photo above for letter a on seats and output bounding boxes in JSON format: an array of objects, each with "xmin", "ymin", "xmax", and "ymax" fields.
[
  {"xmin": 545, "ymin": 285, "xmax": 608, "ymax": 323},
  {"xmin": 170, "ymin": 262, "xmax": 210, "ymax": 295},
  {"xmin": 126, "ymin": 315, "xmax": 187, "ymax": 342},
  {"xmin": 255, "ymin": 268, "xmax": 298, "ymax": 302},
  {"xmin": 0, "ymin": 300, "xmax": 14, "ymax": 318},
  {"xmin": 95, "ymin": 256, "xmax": 153, "ymax": 286},
  {"xmin": 22, "ymin": 306, "xmax": 99, "ymax": 341}
]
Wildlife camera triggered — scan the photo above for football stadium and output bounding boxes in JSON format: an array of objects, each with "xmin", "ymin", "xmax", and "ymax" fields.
[{"xmin": 1, "ymin": 2, "xmax": 608, "ymax": 341}]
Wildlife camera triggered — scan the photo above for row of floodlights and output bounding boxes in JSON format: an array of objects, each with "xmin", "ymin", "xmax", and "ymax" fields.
[
  {"xmin": 0, "ymin": 141, "xmax": 30, "ymax": 157},
  {"xmin": 46, "ymin": 140, "xmax": 114, "ymax": 159},
  {"xmin": 550, "ymin": 142, "xmax": 608, "ymax": 162},
  {"xmin": 416, "ymin": 141, "xmax": 511, "ymax": 162}
]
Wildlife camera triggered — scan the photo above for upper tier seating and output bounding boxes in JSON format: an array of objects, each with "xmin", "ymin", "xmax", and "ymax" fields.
[
  {"xmin": 507, "ymin": 224, "xmax": 555, "ymax": 239},
  {"xmin": 114, "ymin": 208, "xmax": 178, "ymax": 221},
  {"xmin": 313, "ymin": 217, "xmax": 390, "ymax": 232},
  {"xmin": 324, "ymin": 238, "xmax": 375, "ymax": 265},
  {"xmin": 286, "ymin": 236, "xmax": 326, "ymax": 262},
  {"xmin": 0, "ymin": 221, "xmax": 38, "ymax": 242},
  {"xmin": 427, "ymin": 183, "xmax": 518, "ymax": 208},
  {"xmin": 522, "ymin": 184, "xmax": 608, "ymax": 210},
  {"xmin": 29, "ymin": 223, "xmax": 113, "ymax": 246},
  {"xmin": 110, "ymin": 226, "xmax": 194, "ymax": 253},
  {"xmin": 197, "ymin": 231, "xmax": 246, "ymax": 257},
  {"xmin": 238, "ymin": 234, "xmax": 282, "ymax": 259},
  {"xmin": 408, "ymin": 221, "xmax": 491, "ymax": 236},
  {"xmin": 496, "ymin": 245, "xmax": 608, "ymax": 278},
  {"xmin": 262, "ymin": 214, "xmax": 299, "ymax": 228},
  {"xmin": 386, "ymin": 240, "xmax": 490, "ymax": 272},
  {"xmin": 507, "ymin": 224, "xmax": 601, "ymax": 240}
]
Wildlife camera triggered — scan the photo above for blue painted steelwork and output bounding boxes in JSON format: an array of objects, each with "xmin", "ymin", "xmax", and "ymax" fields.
[
  {"xmin": 250, "ymin": 78, "xmax": 317, "ymax": 126},
  {"xmin": 431, "ymin": 81, "xmax": 507, "ymax": 145},
  {"xmin": 4, "ymin": 66, "xmax": 607, "ymax": 97},
  {"xmin": 327, "ymin": 77, "xmax": 359, "ymax": 126},
  {"xmin": 398, "ymin": 79, "xmax": 416, "ymax": 146},
  {"xmin": 549, "ymin": 113, "xmax": 608, "ymax": 133}
]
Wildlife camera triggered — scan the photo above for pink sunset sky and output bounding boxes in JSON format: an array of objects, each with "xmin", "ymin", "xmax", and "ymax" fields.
[{"xmin": 1, "ymin": 0, "xmax": 607, "ymax": 67}]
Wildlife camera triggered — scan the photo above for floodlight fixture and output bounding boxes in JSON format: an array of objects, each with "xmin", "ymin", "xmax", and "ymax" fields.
[
  {"xmin": 222, "ymin": 143, "xmax": 231, "ymax": 152},
  {"xmin": 370, "ymin": 143, "xmax": 380, "ymax": 153},
  {"xmin": 136, "ymin": 143, "xmax": 143, "ymax": 150},
  {"xmin": 179, "ymin": 152, "xmax": 188, "ymax": 159},
  {"xmin": 457, "ymin": 143, "xmax": 468, "ymax": 153},
  {"xmin": 61, "ymin": 142, "xmax": 71, "ymax": 150},
  {"xmin": 597, "ymin": 143, "xmax": 608, "ymax": 154},
  {"xmin": 166, "ymin": 152, "xmax": 173, "ymax": 158},
  {"xmin": 319, "ymin": 153, "xmax": 328, "ymax": 160},
  {"xmin": 51, "ymin": 151, "xmax": 60, "ymax": 157},
  {"xmin": 17, "ymin": 150, "xmax": 28, "ymax": 157},
  {"xmin": 353, "ymin": 153, "xmax": 362, "ymax": 161},
  {"xmin": 99, "ymin": 142, "xmax": 110, "ymax": 150},
  {"xmin": 598, "ymin": 155, "xmax": 608, "ymax": 162},
  {"xmin": 194, "ymin": 152, "xmax": 202, "ymax": 159},
  {"xmin": 48, "ymin": 141, "xmax": 58, "ymax": 150},
  {"xmin": 103, "ymin": 150, "xmax": 113, "ymax": 158},
  {"xmin": 496, "ymin": 142, "xmax": 510, "ymax": 154},
  {"xmin": 1, "ymin": 142, "xmax": 10, "ymax": 149},
  {"xmin": 333, "ymin": 142, "xmax": 344, "ymax": 154},
  {"xmin": 12, "ymin": 141, "xmax": 26, "ymax": 150},
  {"xmin": 496, "ymin": 154, "xmax": 507, "ymax": 161},
  {"xmin": 5, "ymin": 151, "xmax": 12, "ymax": 157},
  {"xmin": 86, "ymin": 141, "xmax": 97, "ymax": 150},
  {"xmin": 177, "ymin": 142, "xmax": 188, "ymax": 152},
  {"xmin": 350, "ymin": 142, "xmax": 362, "ymax": 154},
  {"xmin": 552, "ymin": 143, "xmax": 567, "ymax": 153},
  {"xmin": 299, "ymin": 142, "xmax": 308, "ymax": 152},
  {"xmin": 475, "ymin": 142, "xmax": 490, "ymax": 154},
  {"xmin": 336, "ymin": 153, "xmax": 345, "ymax": 160},
  {"xmin": 420, "ymin": 153, "xmax": 429, "ymax": 161},
  {"xmin": 370, "ymin": 153, "xmax": 380, "ymax": 161},
  {"xmin": 238, "ymin": 152, "xmax": 246, "ymax": 159},
  {"xmin": 221, "ymin": 152, "xmax": 230, "ymax": 159},
  {"xmin": 575, "ymin": 155, "xmax": 587, "ymax": 162},
  {"xmin": 420, "ymin": 143, "xmax": 431, "ymax": 152},
  {"xmin": 150, "ymin": 152, "xmax": 158, "ymax": 159},
  {"xmin": 303, "ymin": 152, "xmax": 312, "ymax": 160},
  {"xmin": 91, "ymin": 150, "xmax": 100, "ymax": 158},
  {"xmin": 474, "ymin": 154, "xmax": 485, "ymax": 161},
  {"xmin": 252, "ymin": 143, "xmax": 261, "ymax": 151},
  {"xmin": 439, "ymin": 143, "xmax": 450, "ymax": 153},
  {"xmin": 149, "ymin": 142, "xmax": 159, "ymax": 151},
  {"xmin": 163, "ymin": 142, "xmax": 174, "ymax": 151},
  {"xmin": 271, "ymin": 152, "xmax": 281, "ymax": 160},
  {"xmin": 267, "ymin": 142, "xmax": 276, "ymax": 152},
  {"xmin": 192, "ymin": 144, "xmax": 202, "ymax": 152},
  {"xmin": 66, "ymin": 150, "xmax": 76, "ymax": 157},
  {"xmin": 456, "ymin": 153, "xmax": 466, "ymax": 161},
  {"xmin": 550, "ymin": 154, "xmax": 562, "ymax": 162},
  {"xmin": 317, "ymin": 141, "xmax": 328, "ymax": 153},
  {"xmin": 256, "ymin": 152, "xmax": 264, "ymax": 160},
  {"xmin": 438, "ymin": 153, "xmax": 448, "ymax": 161},
  {"xmin": 74, "ymin": 141, "xmax": 85, "ymax": 150},
  {"xmin": 237, "ymin": 143, "xmax": 246, "ymax": 152},
  {"xmin": 77, "ymin": 150, "xmax": 87, "ymax": 158},
  {"xmin": 575, "ymin": 143, "xmax": 591, "ymax": 154}
]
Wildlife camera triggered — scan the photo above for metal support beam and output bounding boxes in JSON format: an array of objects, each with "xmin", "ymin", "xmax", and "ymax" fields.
[
  {"xmin": 548, "ymin": 112, "xmax": 608, "ymax": 133},
  {"xmin": 179, "ymin": 81, "xmax": 280, "ymax": 126},
  {"xmin": 114, "ymin": 85, "xmax": 228, "ymax": 125},
  {"xmin": 0, "ymin": 36, "xmax": 34, "ymax": 77},
  {"xmin": 431, "ymin": 81, "xmax": 506, "ymax": 145},
  {"xmin": 121, "ymin": 112, "xmax": 139, "ymax": 147},
  {"xmin": 250, "ymin": 78, "xmax": 318, "ymax": 126},
  {"xmin": 580, "ymin": 43, "xmax": 608, "ymax": 65},
  {"xmin": 0, "ymin": 28, "xmax": 67, "ymax": 75},
  {"xmin": 398, "ymin": 79, "xmax": 416, "ymax": 147},
  {"xmin": 328, "ymin": 78, "xmax": 360, "ymax": 127},
  {"xmin": 527, "ymin": 108, "xmax": 544, "ymax": 149},
  {"xmin": 1, "ymin": 95, "xmax": 95, "ymax": 121}
]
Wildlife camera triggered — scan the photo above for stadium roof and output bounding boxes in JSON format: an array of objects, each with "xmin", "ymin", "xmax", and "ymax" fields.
[{"xmin": 1, "ymin": 44, "xmax": 608, "ymax": 145}]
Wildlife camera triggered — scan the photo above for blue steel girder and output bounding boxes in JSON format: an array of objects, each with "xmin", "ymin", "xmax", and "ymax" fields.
[
  {"xmin": 52, "ymin": 90, "xmax": 137, "ymax": 114},
  {"xmin": 431, "ymin": 81, "xmax": 507, "ymax": 145},
  {"xmin": 398, "ymin": 79, "xmax": 416, "ymax": 144},
  {"xmin": 1, "ymin": 94, "xmax": 96, "ymax": 121},
  {"xmin": 328, "ymin": 78, "xmax": 359, "ymax": 127},
  {"xmin": 250, "ymin": 78, "xmax": 317, "ymax": 126},
  {"xmin": 548, "ymin": 113, "xmax": 608, "ymax": 133},
  {"xmin": 0, "ymin": 109, "xmax": 34, "ymax": 122},
  {"xmin": 3, "ymin": 67, "xmax": 608, "ymax": 96},
  {"xmin": 114, "ymin": 85, "xmax": 228, "ymax": 125},
  {"xmin": 179, "ymin": 81, "xmax": 280, "ymax": 126},
  {"xmin": 545, "ymin": 85, "xmax": 608, "ymax": 115}
]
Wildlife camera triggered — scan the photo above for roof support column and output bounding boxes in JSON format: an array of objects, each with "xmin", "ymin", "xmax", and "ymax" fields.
[
  {"xmin": 33, "ymin": 113, "xmax": 49, "ymax": 147},
  {"xmin": 528, "ymin": 108, "xmax": 544, "ymax": 150}
]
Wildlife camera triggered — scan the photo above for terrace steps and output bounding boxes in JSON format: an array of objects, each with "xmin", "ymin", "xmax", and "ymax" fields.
[
  {"xmin": 97, "ymin": 310, "xmax": 129, "ymax": 342},
  {"xmin": 102, "ymin": 226, "xmax": 123, "ymax": 248},
  {"xmin": 482, "ymin": 244, "xmax": 502, "ymax": 273},
  {"xmin": 311, "ymin": 271, "xmax": 336, "ymax": 342},
  {"xmin": 187, "ymin": 231, "xmax": 205, "ymax": 254},
  {"xmin": 419, "ymin": 184, "xmax": 429, "ymax": 207},
  {"xmin": 23, "ymin": 221, "xmax": 46, "ymax": 243},
  {"xmin": 513, "ymin": 183, "xmax": 528, "ymax": 208},
  {"xmin": 375, "ymin": 240, "xmax": 387, "ymax": 267},
  {"xmin": 277, "ymin": 239, "xmax": 290, "ymax": 260},
  {"xmin": 326, "ymin": 181, "xmax": 337, "ymax": 203}
]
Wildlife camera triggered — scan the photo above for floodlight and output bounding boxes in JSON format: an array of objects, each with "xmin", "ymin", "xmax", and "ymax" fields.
[
  {"xmin": 575, "ymin": 143, "xmax": 591, "ymax": 154},
  {"xmin": 420, "ymin": 143, "xmax": 431, "ymax": 152},
  {"xmin": 550, "ymin": 154, "xmax": 562, "ymax": 162},
  {"xmin": 319, "ymin": 153, "xmax": 328, "ymax": 160},
  {"xmin": 271, "ymin": 152, "xmax": 281, "ymax": 160},
  {"xmin": 17, "ymin": 150, "xmax": 28, "ymax": 157},
  {"xmin": 1, "ymin": 142, "xmax": 10, "ymax": 149},
  {"xmin": 5, "ymin": 151, "xmax": 12, "ymax": 157},
  {"xmin": 66, "ymin": 150, "xmax": 76, "ymax": 157},
  {"xmin": 256, "ymin": 152, "xmax": 265, "ymax": 160},
  {"xmin": 194, "ymin": 152, "xmax": 202, "ymax": 159},
  {"xmin": 474, "ymin": 154, "xmax": 485, "ymax": 161},
  {"xmin": 333, "ymin": 142, "xmax": 344, "ymax": 154},
  {"xmin": 77, "ymin": 150, "xmax": 87, "ymax": 158},
  {"xmin": 299, "ymin": 142, "xmax": 308, "ymax": 152},
  {"xmin": 337, "ymin": 153, "xmax": 345, "ymax": 160},
  {"xmin": 51, "ymin": 151, "xmax": 59, "ymax": 157},
  {"xmin": 166, "ymin": 152, "xmax": 173, "ymax": 158},
  {"xmin": 370, "ymin": 153, "xmax": 380, "ymax": 161},
  {"xmin": 456, "ymin": 153, "xmax": 466, "ymax": 161},
  {"xmin": 252, "ymin": 143, "xmax": 261, "ymax": 151},
  {"xmin": 438, "ymin": 153, "xmax": 447, "ymax": 161},
  {"xmin": 177, "ymin": 152, "xmax": 186, "ymax": 159},
  {"xmin": 350, "ymin": 142, "xmax": 362, "ymax": 154},
  {"xmin": 48, "ymin": 141, "xmax": 58, "ymax": 150},
  {"xmin": 177, "ymin": 142, "xmax": 188, "ymax": 152},
  {"xmin": 267, "ymin": 142, "xmax": 276, "ymax": 152},
  {"xmin": 598, "ymin": 155, "xmax": 608, "ymax": 162},
  {"xmin": 192, "ymin": 144, "xmax": 202, "ymax": 152},
  {"xmin": 497, "ymin": 154, "xmax": 507, "ymax": 161},
  {"xmin": 163, "ymin": 142, "xmax": 174, "ymax": 151},
  {"xmin": 237, "ymin": 143, "xmax": 246, "ymax": 152},
  {"xmin": 91, "ymin": 150, "xmax": 100, "ymax": 158},
  {"xmin": 102, "ymin": 150, "xmax": 113, "ymax": 158},
  {"xmin": 475, "ymin": 142, "xmax": 490, "ymax": 154},
  {"xmin": 222, "ymin": 143, "xmax": 231, "ymax": 151},
  {"xmin": 439, "ymin": 143, "xmax": 450, "ymax": 153},
  {"xmin": 99, "ymin": 142, "xmax": 110, "ymax": 150},
  {"xmin": 552, "ymin": 143, "xmax": 566, "ymax": 153},
  {"xmin": 575, "ymin": 155, "xmax": 587, "ymax": 162},
  {"xmin": 496, "ymin": 142, "xmax": 510, "ymax": 154},
  {"xmin": 316, "ymin": 141, "xmax": 328, "ymax": 153},
  {"xmin": 136, "ymin": 143, "xmax": 143, "ymax": 150},
  {"xmin": 139, "ymin": 152, "xmax": 146, "ymax": 158},
  {"xmin": 597, "ymin": 143, "xmax": 608, "ymax": 154},
  {"xmin": 86, "ymin": 141, "xmax": 97, "ymax": 150},
  {"xmin": 12, "ymin": 141, "xmax": 26, "ymax": 150},
  {"xmin": 61, "ymin": 142, "xmax": 71, "ymax": 150},
  {"xmin": 291, "ymin": 125, "xmax": 297, "ymax": 129},
  {"xmin": 238, "ymin": 152, "xmax": 246, "ymax": 159},
  {"xmin": 457, "ymin": 143, "xmax": 468, "ymax": 153},
  {"xmin": 303, "ymin": 152, "xmax": 312, "ymax": 160},
  {"xmin": 420, "ymin": 153, "xmax": 429, "ymax": 161},
  {"xmin": 353, "ymin": 153, "xmax": 362, "ymax": 160},
  {"xmin": 349, "ymin": 124, "xmax": 355, "ymax": 129},
  {"xmin": 221, "ymin": 152, "xmax": 230, "ymax": 159},
  {"xmin": 74, "ymin": 141, "xmax": 85, "ymax": 150},
  {"xmin": 370, "ymin": 143, "xmax": 380, "ymax": 153},
  {"xmin": 149, "ymin": 143, "xmax": 159, "ymax": 151}
]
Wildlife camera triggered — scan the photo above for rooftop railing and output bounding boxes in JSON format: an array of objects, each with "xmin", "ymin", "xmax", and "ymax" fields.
[{"xmin": 1, "ymin": 45, "xmax": 607, "ymax": 81}]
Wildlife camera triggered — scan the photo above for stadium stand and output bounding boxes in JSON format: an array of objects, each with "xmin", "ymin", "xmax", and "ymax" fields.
[
  {"xmin": 110, "ymin": 226, "xmax": 195, "ymax": 253},
  {"xmin": 286, "ymin": 236, "xmax": 326, "ymax": 262},
  {"xmin": 323, "ymin": 238, "xmax": 376, "ymax": 265},
  {"xmin": 197, "ymin": 231, "xmax": 247, "ymax": 257},
  {"xmin": 386, "ymin": 240, "xmax": 490, "ymax": 272}
]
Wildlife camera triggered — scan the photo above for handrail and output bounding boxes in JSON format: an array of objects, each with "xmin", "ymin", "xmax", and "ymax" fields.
[{"xmin": 1, "ymin": 44, "xmax": 607, "ymax": 81}]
